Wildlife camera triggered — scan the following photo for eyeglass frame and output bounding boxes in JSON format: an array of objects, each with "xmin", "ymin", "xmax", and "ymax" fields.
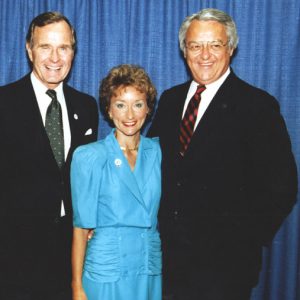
[{"xmin": 184, "ymin": 40, "xmax": 229, "ymax": 53}]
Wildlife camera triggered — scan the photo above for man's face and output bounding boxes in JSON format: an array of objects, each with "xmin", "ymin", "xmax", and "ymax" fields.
[
  {"xmin": 26, "ymin": 21, "xmax": 74, "ymax": 89},
  {"xmin": 184, "ymin": 20, "xmax": 233, "ymax": 85}
]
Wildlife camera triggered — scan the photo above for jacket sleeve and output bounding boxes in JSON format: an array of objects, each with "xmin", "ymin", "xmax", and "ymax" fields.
[
  {"xmin": 245, "ymin": 94, "xmax": 298, "ymax": 246},
  {"xmin": 147, "ymin": 90, "xmax": 169, "ymax": 138}
]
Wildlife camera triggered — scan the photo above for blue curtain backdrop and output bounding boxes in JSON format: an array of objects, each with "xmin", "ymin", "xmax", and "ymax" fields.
[{"xmin": 0, "ymin": 1, "xmax": 299, "ymax": 299}]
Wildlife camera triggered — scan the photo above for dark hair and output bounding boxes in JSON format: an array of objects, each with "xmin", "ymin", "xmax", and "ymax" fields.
[
  {"xmin": 26, "ymin": 11, "xmax": 76, "ymax": 50},
  {"xmin": 99, "ymin": 64, "xmax": 157, "ymax": 123}
]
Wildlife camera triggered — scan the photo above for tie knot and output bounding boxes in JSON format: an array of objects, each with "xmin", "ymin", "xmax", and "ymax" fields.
[
  {"xmin": 46, "ymin": 89, "xmax": 57, "ymax": 100},
  {"xmin": 196, "ymin": 85, "xmax": 206, "ymax": 95}
]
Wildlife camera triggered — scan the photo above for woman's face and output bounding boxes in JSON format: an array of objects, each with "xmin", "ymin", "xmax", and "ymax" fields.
[{"xmin": 108, "ymin": 85, "xmax": 149, "ymax": 139}]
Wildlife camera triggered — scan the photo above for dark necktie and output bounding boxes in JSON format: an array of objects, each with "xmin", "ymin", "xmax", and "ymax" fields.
[
  {"xmin": 179, "ymin": 85, "xmax": 206, "ymax": 156},
  {"xmin": 45, "ymin": 89, "xmax": 65, "ymax": 169}
]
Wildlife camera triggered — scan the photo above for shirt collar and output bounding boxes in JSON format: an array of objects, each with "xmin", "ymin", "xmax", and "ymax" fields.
[
  {"xmin": 30, "ymin": 72, "xmax": 64, "ymax": 99},
  {"xmin": 191, "ymin": 67, "xmax": 230, "ymax": 91}
]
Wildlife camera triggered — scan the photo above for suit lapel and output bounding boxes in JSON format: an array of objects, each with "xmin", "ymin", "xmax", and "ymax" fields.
[
  {"xmin": 106, "ymin": 132, "xmax": 147, "ymax": 209},
  {"xmin": 18, "ymin": 75, "xmax": 46, "ymax": 138},
  {"xmin": 134, "ymin": 135, "xmax": 157, "ymax": 195},
  {"xmin": 173, "ymin": 83, "xmax": 192, "ymax": 125},
  {"xmin": 64, "ymin": 85, "xmax": 78, "ymax": 161},
  {"xmin": 185, "ymin": 73, "xmax": 236, "ymax": 156},
  {"xmin": 170, "ymin": 81, "xmax": 192, "ymax": 153},
  {"xmin": 19, "ymin": 76, "xmax": 60, "ymax": 172}
]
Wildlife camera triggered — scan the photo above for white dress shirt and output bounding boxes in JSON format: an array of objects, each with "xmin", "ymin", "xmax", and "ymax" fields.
[
  {"xmin": 31, "ymin": 72, "xmax": 71, "ymax": 216},
  {"xmin": 182, "ymin": 68, "xmax": 231, "ymax": 130}
]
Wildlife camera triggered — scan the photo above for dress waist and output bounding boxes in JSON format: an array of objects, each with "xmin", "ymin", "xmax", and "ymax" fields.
[{"xmin": 84, "ymin": 226, "xmax": 162, "ymax": 282}]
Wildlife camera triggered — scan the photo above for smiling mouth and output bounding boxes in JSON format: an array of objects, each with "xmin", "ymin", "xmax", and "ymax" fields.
[
  {"xmin": 200, "ymin": 62, "xmax": 213, "ymax": 67},
  {"xmin": 123, "ymin": 122, "xmax": 137, "ymax": 127},
  {"xmin": 46, "ymin": 66, "xmax": 61, "ymax": 71}
]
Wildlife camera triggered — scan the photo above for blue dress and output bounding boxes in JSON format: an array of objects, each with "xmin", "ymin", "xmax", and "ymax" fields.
[{"xmin": 71, "ymin": 130, "xmax": 162, "ymax": 300}]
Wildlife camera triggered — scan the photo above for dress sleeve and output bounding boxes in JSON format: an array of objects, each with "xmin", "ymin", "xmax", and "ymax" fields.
[{"xmin": 71, "ymin": 144, "xmax": 105, "ymax": 228}]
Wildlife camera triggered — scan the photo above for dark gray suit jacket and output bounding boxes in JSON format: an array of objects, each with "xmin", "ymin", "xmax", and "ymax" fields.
[
  {"xmin": 148, "ymin": 71, "xmax": 297, "ymax": 295},
  {"xmin": 0, "ymin": 74, "xmax": 99, "ymax": 290}
]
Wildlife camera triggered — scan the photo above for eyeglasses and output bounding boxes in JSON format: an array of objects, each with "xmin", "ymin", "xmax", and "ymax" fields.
[{"xmin": 185, "ymin": 40, "xmax": 228, "ymax": 53}]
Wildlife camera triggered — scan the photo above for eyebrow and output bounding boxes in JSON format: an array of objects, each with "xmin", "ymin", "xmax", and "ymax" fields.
[
  {"xmin": 114, "ymin": 99, "xmax": 145, "ymax": 102},
  {"xmin": 37, "ymin": 43, "xmax": 72, "ymax": 47},
  {"xmin": 187, "ymin": 39, "xmax": 224, "ymax": 43}
]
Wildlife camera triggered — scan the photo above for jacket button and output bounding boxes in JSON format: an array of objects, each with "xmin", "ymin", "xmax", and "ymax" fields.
[{"xmin": 174, "ymin": 210, "xmax": 179, "ymax": 220}]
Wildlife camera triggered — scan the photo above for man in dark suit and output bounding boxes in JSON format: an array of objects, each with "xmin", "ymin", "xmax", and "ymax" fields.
[
  {"xmin": 0, "ymin": 12, "xmax": 98, "ymax": 300},
  {"xmin": 148, "ymin": 8, "xmax": 297, "ymax": 300}
]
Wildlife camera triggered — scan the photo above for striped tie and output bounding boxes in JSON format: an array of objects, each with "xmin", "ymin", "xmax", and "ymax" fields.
[{"xmin": 179, "ymin": 85, "xmax": 206, "ymax": 156}]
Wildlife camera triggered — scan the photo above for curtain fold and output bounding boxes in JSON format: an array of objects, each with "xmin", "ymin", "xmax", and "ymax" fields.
[{"xmin": 1, "ymin": 1, "xmax": 299, "ymax": 299}]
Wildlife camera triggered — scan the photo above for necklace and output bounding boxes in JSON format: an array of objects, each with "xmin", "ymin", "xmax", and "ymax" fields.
[
  {"xmin": 120, "ymin": 145, "xmax": 139, "ymax": 151},
  {"xmin": 114, "ymin": 131, "xmax": 139, "ymax": 151}
]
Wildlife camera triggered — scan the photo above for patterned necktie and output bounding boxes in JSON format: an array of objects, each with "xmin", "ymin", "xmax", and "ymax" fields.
[
  {"xmin": 45, "ymin": 89, "xmax": 65, "ymax": 169},
  {"xmin": 179, "ymin": 85, "xmax": 206, "ymax": 156}
]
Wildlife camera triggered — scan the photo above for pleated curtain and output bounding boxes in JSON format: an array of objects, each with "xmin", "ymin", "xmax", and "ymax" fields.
[{"xmin": 0, "ymin": 1, "xmax": 299, "ymax": 299}]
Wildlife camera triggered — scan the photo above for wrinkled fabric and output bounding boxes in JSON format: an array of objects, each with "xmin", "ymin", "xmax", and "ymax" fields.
[{"xmin": 71, "ymin": 130, "xmax": 162, "ymax": 299}]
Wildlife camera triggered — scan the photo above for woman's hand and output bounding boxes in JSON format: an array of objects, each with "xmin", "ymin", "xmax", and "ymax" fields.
[
  {"xmin": 72, "ymin": 227, "xmax": 91, "ymax": 300},
  {"xmin": 87, "ymin": 229, "xmax": 94, "ymax": 241},
  {"xmin": 72, "ymin": 284, "xmax": 88, "ymax": 300}
]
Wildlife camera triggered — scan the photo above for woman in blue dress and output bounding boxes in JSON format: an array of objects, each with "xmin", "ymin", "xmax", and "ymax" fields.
[{"xmin": 71, "ymin": 64, "xmax": 162, "ymax": 300}]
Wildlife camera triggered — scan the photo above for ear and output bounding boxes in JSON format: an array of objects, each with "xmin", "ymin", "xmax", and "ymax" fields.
[{"xmin": 26, "ymin": 42, "xmax": 33, "ymax": 62}]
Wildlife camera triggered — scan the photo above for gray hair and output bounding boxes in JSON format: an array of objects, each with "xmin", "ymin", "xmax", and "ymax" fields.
[{"xmin": 179, "ymin": 8, "xmax": 239, "ymax": 54}]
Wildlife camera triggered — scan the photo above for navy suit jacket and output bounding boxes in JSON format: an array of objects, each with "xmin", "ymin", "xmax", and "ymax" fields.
[
  {"xmin": 148, "ymin": 71, "xmax": 297, "ymax": 291},
  {"xmin": 0, "ymin": 74, "xmax": 99, "ymax": 290}
]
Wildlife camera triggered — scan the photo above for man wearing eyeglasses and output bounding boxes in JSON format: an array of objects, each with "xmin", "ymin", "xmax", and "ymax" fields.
[{"xmin": 148, "ymin": 8, "xmax": 297, "ymax": 300}]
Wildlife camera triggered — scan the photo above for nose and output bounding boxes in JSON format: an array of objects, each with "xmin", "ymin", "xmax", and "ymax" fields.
[
  {"xmin": 200, "ymin": 43, "xmax": 211, "ymax": 60},
  {"xmin": 50, "ymin": 49, "xmax": 59, "ymax": 62},
  {"xmin": 126, "ymin": 106, "xmax": 134, "ymax": 119}
]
